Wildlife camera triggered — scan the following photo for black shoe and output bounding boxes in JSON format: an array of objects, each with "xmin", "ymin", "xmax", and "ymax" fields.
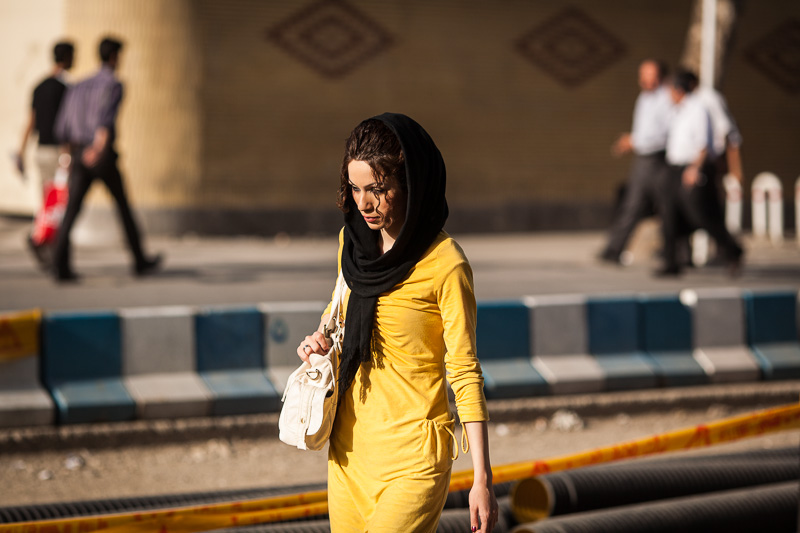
[
  {"xmin": 27, "ymin": 236, "xmax": 51, "ymax": 271},
  {"xmin": 597, "ymin": 249, "xmax": 622, "ymax": 265},
  {"xmin": 134, "ymin": 254, "xmax": 163, "ymax": 277},
  {"xmin": 54, "ymin": 268, "xmax": 80, "ymax": 283},
  {"xmin": 653, "ymin": 265, "xmax": 682, "ymax": 278},
  {"xmin": 726, "ymin": 249, "xmax": 744, "ymax": 278}
]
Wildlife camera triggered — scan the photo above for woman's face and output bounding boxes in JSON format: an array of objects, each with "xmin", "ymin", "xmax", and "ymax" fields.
[{"xmin": 348, "ymin": 160, "xmax": 407, "ymax": 237}]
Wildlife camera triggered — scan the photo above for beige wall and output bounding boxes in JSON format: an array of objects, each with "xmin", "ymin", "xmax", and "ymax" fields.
[
  {"xmin": 1, "ymin": 0, "xmax": 799, "ymax": 236},
  {"xmin": 0, "ymin": 0, "xmax": 65, "ymax": 215}
]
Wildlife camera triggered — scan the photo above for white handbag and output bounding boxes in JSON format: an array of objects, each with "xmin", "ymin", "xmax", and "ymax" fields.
[{"xmin": 278, "ymin": 270, "xmax": 347, "ymax": 450}]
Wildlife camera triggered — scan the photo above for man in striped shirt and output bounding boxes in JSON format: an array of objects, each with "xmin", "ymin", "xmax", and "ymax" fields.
[{"xmin": 53, "ymin": 36, "xmax": 161, "ymax": 282}]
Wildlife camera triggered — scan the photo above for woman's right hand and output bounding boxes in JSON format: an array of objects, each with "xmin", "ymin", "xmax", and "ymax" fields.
[{"xmin": 296, "ymin": 330, "xmax": 330, "ymax": 364}]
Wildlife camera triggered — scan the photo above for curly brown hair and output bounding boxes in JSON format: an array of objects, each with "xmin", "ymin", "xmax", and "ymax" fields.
[{"xmin": 337, "ymin": 119, "xmax": 406, "ymax": 212}]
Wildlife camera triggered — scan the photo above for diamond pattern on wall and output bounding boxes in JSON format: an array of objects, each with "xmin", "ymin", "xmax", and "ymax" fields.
[
  {"xmin": 514, "ymin": 7, "xmax": 626, "ymax": 87},
  {"xmin": 267, "ymin": 0, "xmax": 393, "ymax": 79},
  {"xmin": 744, "ymin": 19, "xmax": 800, "ymax": 94}
]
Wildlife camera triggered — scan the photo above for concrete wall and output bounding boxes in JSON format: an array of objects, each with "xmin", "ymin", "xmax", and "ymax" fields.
[
  {"xmin": 1, "ymin": 0, "xmax": 799, "ymax": 237},
  {"xmin": 0, "ymin": 0, "xmax": 65, "ymax": 215}
]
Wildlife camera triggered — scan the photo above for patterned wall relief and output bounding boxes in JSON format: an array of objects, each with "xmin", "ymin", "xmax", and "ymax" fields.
[
  {"xmin": 266, "ymin": 0, "xmax": 393, "ymax": 79},
  {"xmin": 514, "ymin": 6, "xmax": 626, "ymax": 87},
  {"xmin": 744, "ymin": 19, "xmax": 800, "ymax": 94}
]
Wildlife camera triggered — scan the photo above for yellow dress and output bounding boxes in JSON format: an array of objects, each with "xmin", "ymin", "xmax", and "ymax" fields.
[{"xmin": 325, "ymin": 229, "xmax": 489, "ymax": 532}]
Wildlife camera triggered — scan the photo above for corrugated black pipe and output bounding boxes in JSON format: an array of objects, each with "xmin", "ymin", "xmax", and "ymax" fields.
[
  {"xmin": 445, "ymin": 480, "xmax": 513, "ymax": 509},
  {"xmin": 512, "ymin": 448, "xmax": 798, "ymax": 522},
  {"xmin": 512, "ymin": 482, "xmax": 799, "ymax": 533},
  {"xmin": 0, "ymin": 483, "xmax": 326, "ymax": 523},
  {"xmin": 209, "ymin": 496, "xmax": 516, "ymax": 533}
]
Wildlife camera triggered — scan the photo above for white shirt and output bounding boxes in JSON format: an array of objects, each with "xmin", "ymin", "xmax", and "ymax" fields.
[
  {"xmin": 630, "ymin": 86, "xmax": 673, "ymax": 155},
  {"xmin": 696, "ymin": 86, "xmax": 742, "ymax": 155},
  {"xmin": 666, "ymin": 92, "xmax": 714, "ymax": 166}
]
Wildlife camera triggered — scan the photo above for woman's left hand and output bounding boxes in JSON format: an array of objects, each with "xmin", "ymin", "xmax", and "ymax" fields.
[{"xmin": 469, "ymin": 479, "xmax": 498, "ymax": 532}]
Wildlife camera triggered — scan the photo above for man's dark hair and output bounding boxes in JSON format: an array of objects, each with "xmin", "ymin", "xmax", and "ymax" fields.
[
  {"xmin": 53, "ymin": 42, "xmax": 74, "ymax": 64},
  {"xmin": 99, "ymin": 37, "xmax": 123, "ymax": 63},
  {"xmin": 672, "ymin": 68, "xmax": 697, "ymax": 93}
]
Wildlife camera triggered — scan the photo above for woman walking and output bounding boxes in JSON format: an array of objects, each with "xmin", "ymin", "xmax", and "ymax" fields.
[{"xmin": 297, "ymin": 113, "xmax": 497, "ymax": 532}]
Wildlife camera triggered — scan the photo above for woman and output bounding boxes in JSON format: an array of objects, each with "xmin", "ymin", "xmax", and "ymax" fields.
[{"xmin": 297, "ymin": 113, "xmax": 497, "ymax": 532}]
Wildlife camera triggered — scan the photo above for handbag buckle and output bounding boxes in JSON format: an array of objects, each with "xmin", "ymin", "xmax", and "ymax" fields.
[{"xmin": 306, "ymin": 369, "xmax": 322, "ymax": 380}]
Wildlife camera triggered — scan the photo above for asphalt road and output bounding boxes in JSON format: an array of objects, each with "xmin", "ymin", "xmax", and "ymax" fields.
[{"xmin": 1, "ymin": 216, "xmax": 799, "ymax": 312}]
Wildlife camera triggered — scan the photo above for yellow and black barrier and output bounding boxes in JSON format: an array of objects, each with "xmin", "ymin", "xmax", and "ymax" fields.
[
  {"xmin": 2, "ymin": 402, "xmax": 798, "ymax": 533},
  {"xmin": 0, "ymin": 309, "xmax": 40, "ymax": 363}
]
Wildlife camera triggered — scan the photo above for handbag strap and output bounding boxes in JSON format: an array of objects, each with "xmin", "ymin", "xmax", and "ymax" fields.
[{"xmin": 324, "ymin": 270, "xmax": 347, "ymax": 336}]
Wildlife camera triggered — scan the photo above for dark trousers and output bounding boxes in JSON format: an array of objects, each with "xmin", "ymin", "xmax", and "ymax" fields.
[
  {"xmin": 661, "ymin": 162, "xmax": 742, "ymax": 270},
  {"xmin": 53, "ymin": 147, "xmax": 147, "ymax": 275},
  {"xmin": 603, "ymin": 151, "xmax": 668, "ymax": 258}
]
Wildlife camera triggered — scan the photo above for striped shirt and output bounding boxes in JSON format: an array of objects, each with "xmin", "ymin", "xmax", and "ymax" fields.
[{"xmin": 54, "ymin": 66, "xmax": 123, "ymax": 146}]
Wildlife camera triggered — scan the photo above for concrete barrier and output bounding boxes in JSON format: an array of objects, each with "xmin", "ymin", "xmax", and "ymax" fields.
[
  {"xmin": 0, "ymin": 309, "xmax": 54, "ymax": 427},
  {"xmin": 680, "ymin": 288, "xmax": 761, "ymax": 383},
  {"xmin": 526, "ymin": 294, "xmax": 605, "ymax": 395},
  {"xmin": 195, "ymin": 306, "xmax": 280, "ymax": 416},
  {"xmin": 120, "ymin": 306, "xmax": 212, "ymax": 419},
  {"xmin": 743, "ymin": 290, "xmax": 800, "ymax": 380},
  {"xmin": 638, "ymin": 294, "xmax": 709, "ymax": 387},
  {"xmin": 260, "ymin": 301, "xmax": 327, "ymax": 394},
  {"xmin": 586, "ymin": 297, "xmax": 659, "ymax": 391},
  {"xmin": 41, "ymin": 311, "xmax": 136, "ymax": 424},
  {"xmin": 1, "ymin": 286, "xmax": 799, "ymax": 427},
  {"xmin": 476, "ymin": 300, "xmax": 548, "ymax": 399}
]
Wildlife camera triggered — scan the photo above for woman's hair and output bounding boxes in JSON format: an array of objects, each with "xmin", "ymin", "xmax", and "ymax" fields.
[{"xmin": 337, "ymin": 119, "xmax": 406, "ymax": 212}]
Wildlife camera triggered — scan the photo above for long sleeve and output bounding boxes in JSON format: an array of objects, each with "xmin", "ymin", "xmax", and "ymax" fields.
[{"xmin": 435, "ymin": 242, "xmax": 489, "ymax": 423}]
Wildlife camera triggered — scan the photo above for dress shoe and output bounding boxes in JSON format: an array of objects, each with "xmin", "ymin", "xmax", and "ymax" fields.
[
  {"xmin": 596, "ymin": 249, "xmax": 622, "ymax": 265},
  {"xmin": 27, "ymin": 236, "xmax": 51, "ymax": 271},
  {"xmin": 726, "ymin": 249, "xmax": 744, "ymax": 278},
  {"xmin": 54, "ymin": 268, "xmax": 80, "ymax": 283},
  {"xmin": 134, "ymin": 254, "xmax": 163, "ymax": 276}
]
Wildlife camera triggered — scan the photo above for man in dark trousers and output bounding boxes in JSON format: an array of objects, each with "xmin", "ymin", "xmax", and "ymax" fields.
[
  {"xmin": 598, "ymin": 59, "xmax": 673, "ymax": 266},
  {"xmin": 53, "ymin": 36, "xmax": 161, "ymax": 282},
  {"xmin": 656, "ymin": 69, "xmax": 743, "ymax": 277},
  {"xmin": 16, "ymin": 41, "xmax": 74, "ymax": 266}
]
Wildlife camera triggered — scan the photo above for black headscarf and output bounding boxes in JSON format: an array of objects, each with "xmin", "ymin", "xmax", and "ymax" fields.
[{"xmin": 338, "ymin": 112, "xmax": 448, "ymax": 394}]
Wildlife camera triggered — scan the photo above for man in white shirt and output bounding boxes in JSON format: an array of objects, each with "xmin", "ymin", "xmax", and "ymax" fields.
[
  {"xmin": 657, "ymin": 69, "xmax": 743, "ymax": 276},
  {"xmin": 599, "ymin": 59, "xmax": 673, "ymax": 265}
]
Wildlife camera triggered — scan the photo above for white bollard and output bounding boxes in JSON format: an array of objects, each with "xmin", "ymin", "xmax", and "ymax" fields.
[
  {"xmin": 751, "ymin": 172, "xmax": 783, "ymax": 244},
  {"xmin": 692, "ymin": 230, "xmax": 710, "ymax": 266},
  {"xmin": 723, "ymin": 174, "xmax": 742, "ymax": 235}
]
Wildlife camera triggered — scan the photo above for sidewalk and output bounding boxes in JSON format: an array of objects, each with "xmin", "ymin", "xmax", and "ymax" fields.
[{"xmin": 1, "ymin": 216, "xmax": 799, "ymax": 312}]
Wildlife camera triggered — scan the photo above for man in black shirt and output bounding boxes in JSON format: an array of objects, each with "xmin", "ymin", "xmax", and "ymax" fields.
[{"xmin": 16, "ymin": 41, "xmax": 74, "ymax": 267}]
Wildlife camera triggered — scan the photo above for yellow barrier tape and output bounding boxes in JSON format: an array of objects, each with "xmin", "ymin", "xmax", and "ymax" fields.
[
  {"xmin": 448, "ymin": 402, "xmax": 800, "ymax": 490},
  {"xmin": 3, "ymin": 402, "xmax": 798, "ymax": 533},
  {"xmin": 0, "ymin": 309, "xmax": 41, "ymax": 363},
  {"xmin": 0, "ymin": 490, "xmax": 328, "ymax": 533}
]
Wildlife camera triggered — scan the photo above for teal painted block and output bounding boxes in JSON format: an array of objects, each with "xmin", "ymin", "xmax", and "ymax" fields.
[
  {"xmin": 50, "ymin": 379, "xmax": 135, "ymax": 424},
  {"xmin": 481, "ymin": 359, "xmax": 548, "ymax": 399},
  {"xmin": 202, "ymin": 370, "xmax": 280, "ymax": 415},
  {"xmin": 41, "ymin": 311, "xmax": 133, "ymax": 424},
  {"xmin": 593, "ymin": 353, "xmax": 658, "ymax": 390}
]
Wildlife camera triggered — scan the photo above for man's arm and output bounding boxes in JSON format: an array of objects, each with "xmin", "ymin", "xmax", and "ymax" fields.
[
  {"xmin": 726, "ymin": 144, "xmax": 743, "ymax": 184},
  {"xmin": 81, "ymin": 127, "xmax": 109, "ymax": 167},
  {"xmin": 16, "ymin": 109, "xmax": 36, "ymax": 175}
]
